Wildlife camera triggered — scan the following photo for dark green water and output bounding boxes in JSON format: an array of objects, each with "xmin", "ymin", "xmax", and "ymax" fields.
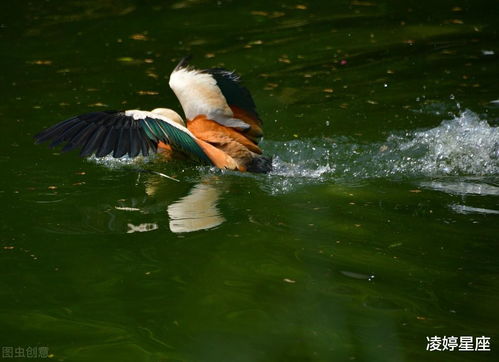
[{"xmin": 1, "ymin": 1, "xmax": 498, "ymax": 361}]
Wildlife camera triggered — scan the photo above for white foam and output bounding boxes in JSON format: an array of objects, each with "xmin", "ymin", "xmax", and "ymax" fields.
[
  {"xmin": 262, "ymin": 110, "xmax": 499, "ymax": 194},
  {"xmin": 389, "ymin": 110, "xmax": 499, "ymax": 176},
  {"xmin": 87, "ymin": 154, "xmax": 154, "ymax": 169}
]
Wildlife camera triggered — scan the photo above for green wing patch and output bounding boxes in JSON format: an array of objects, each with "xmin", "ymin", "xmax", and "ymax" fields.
[{"xmin": 140, "ymin": 117, "xmax": 212, "ymax": 165}]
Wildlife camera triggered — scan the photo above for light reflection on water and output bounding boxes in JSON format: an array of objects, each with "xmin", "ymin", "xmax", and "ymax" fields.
[
  {"xmin": 450, "ymin": 204, "xmax": 499, "ymax": 215},
  {"xmin": 420, "ymin": 180, "xmax": 499, "ymax": 196}
]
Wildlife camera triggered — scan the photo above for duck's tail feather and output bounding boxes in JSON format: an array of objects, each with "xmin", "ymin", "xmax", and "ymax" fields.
[{"xmin": 194, "ymin": 138, "xmax": 239, "ymax": 170}]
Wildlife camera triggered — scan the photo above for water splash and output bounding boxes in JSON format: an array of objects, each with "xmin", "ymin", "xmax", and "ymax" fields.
[
  {"xmin": 85, "ymin": 110, "xmax": 498, "ymax": 196},
  {"xmin": 87, "ymin": 154, "xmax": 153, "ymax": 169},
  {"xmin": 386, "ymin": 110, "xmax": 498, "ymax": 176},
  {"xmin": 265, "ymin": 110, "xmax": 498, "ymax": 186}
]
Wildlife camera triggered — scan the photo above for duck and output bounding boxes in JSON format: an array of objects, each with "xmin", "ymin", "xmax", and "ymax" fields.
[{"xmin": 34, "ymin": 56, "xmax": 272, "ymax": 173}]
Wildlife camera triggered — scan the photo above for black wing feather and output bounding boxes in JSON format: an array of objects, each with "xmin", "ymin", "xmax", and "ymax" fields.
[
  {"xmin": 80, "ymin": 125, "xmax": 108, "ymax": 157},
  {"xmin": 128, "ymin": 125, "xmax": 140, "ymax": 158},
  {"xmin": 34, "ymin": 110, "xmax": 212, "ymax": 165},
  {"xmin": 113, "ymin": 125, "xmax": 130, "ymax": 158},
  {"xmin": 62, "ymin": 122, "xmax": 99, "ymax": 152},
  {"xmin": 95, "ymin": 125, "xmax": 118, "ymax": 157},
  {"xmin": 136, "ymin": 127, "xmax": 150, "ymax": 157},
  {"xmin": 201, "ymin": 68, "xmax": 262, "ymax": 123},
  {"xmin": 35, "ymin": 117, "xmax": 81, "ymax": 144},
  {"xmin": 49, "ymin": 121, "xmax": 88, "ymax": 147}
]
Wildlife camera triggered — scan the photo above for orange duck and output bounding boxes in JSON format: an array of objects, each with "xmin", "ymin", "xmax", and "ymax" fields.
[{"xmin": 35, "ymin": 56, "xmax": 272, "ymax": 173}]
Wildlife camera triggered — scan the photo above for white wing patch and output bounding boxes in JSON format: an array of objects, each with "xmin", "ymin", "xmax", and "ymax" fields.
[
  {"xmin": 125, "ymin": 109, "xmax": 152, "ymax": 120},
  {"xmin": 124, "ymin": 109, "xmax": 196, "ymax": 137}
]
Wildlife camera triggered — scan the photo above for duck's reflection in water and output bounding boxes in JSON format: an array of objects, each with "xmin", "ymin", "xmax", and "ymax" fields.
[
  {"xmin": 39, "ymin": 175, "xmax": 225, "ymax": 235},
  {"xmin": 167, "ymin": 182, "xmax": 225, "ymax": 233},
  {"xmin": 145, "ymin": 176, "xmax": 225, "ymax": 233}
]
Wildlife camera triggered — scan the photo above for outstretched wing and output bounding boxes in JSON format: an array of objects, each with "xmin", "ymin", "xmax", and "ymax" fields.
[
  {"xmin": 34, "ymin": 110, "xmax": 212, "ymax": 163},
  {"xmin": 201, "ymin": 68, "xmax": 261, "ymax": 124},
  {"xmin": 201, "ymin": 67, "xmax": 263, "ymax": 144},
  {"xmin": 169, "ymin": 57, "xmax": 263, "ymax": 143}
]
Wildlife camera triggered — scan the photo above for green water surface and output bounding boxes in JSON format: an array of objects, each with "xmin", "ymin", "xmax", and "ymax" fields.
[{"xmin": 1, "ymin": 0, "xmax": 498, "ymax": 361}]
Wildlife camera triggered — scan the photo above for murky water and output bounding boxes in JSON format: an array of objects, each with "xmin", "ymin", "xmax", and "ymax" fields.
[{"xmin": 1, "ymin": 1, "xmax": 498, "ymax": 361}]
